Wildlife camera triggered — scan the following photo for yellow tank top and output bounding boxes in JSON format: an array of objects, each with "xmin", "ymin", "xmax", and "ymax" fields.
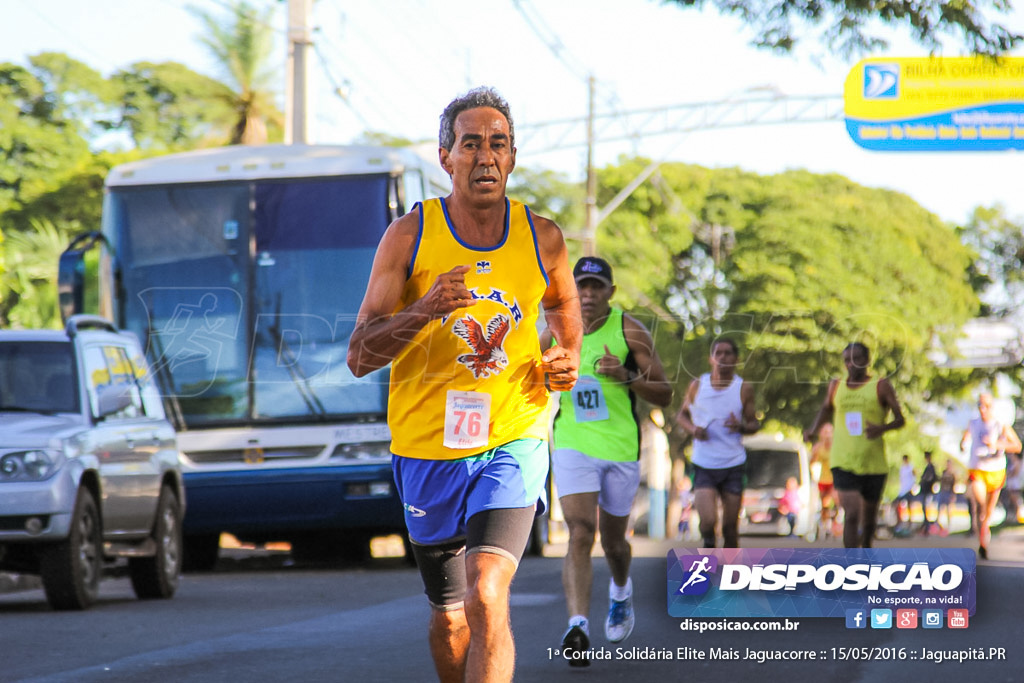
[
  {"xmin": 388, "ymin": 197, "xmax": 550, "ymax": 460},
  {"xmin": 812, "ymin": 442, "xmax": 833, "ymax": 485},
  {"xmin": 831, "ymin": 377, "xmax": 887, "ymax": 475}
]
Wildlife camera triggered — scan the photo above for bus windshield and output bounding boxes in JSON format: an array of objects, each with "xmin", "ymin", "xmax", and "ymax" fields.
[{"xmin": 108, "ymin": 174, "xmax": 391, "ymax": 427}]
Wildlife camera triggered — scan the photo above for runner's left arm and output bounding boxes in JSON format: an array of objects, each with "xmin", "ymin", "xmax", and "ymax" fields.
[{"xmin": 533, "ymin": 214, "xmax": 581, "ymax": 392}]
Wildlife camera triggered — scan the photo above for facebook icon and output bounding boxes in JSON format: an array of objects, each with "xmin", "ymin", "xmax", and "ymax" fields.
[{"xmin": 846, "ymin": 609, "xmax": 867, "ymax": 629}]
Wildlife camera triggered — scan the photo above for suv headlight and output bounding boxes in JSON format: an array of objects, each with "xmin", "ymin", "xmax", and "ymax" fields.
[{"xmin": 0, "ymin": 449, "xmax": 63, "ymax": 481}]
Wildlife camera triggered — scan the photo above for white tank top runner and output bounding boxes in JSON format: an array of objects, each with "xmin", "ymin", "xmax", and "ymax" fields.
[
  {"xmin": 966, "ymin": 417, "xmax": 1006, "ymax": 472},
  {"xmin": 690, "ymin": 373, "xmax": 746, "ymax": 469}
]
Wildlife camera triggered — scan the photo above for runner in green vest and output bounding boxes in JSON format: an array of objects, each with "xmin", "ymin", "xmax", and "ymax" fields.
[{"xmin": 541, "ymin": 256, "xmax": 672, "ymax": 667}]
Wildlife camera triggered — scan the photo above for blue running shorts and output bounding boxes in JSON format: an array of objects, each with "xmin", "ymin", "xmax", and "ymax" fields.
[{"xmin": 392, "ymin": 438, "xmax": 549, "ymax": 546}]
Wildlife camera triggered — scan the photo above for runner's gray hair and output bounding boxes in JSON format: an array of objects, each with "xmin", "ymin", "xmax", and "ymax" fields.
[{"xmin": 439, "ymin": 86, "xmax": 514, "ymax": 151}]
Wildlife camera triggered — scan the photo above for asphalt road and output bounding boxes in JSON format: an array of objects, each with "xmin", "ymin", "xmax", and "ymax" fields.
[{"xmin": 1, "ymin": 527, "xmax": 1023, "ymax": 682}]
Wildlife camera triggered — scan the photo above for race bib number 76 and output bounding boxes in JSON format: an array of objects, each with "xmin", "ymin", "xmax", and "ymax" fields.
[{"xmin": 444, "ymin": 390, "xmax": 491, "ymax": 449}]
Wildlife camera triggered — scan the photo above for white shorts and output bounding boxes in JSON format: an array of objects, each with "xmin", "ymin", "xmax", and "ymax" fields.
[{"xmin": 551, "ymin": 448, "xmax": 640, "ymax": 518}]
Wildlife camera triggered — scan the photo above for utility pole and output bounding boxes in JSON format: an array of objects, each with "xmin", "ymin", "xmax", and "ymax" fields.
[
  {"xmin": 285, "ymin": 0, "xmax": 312, "ymax": 144},
  {"xmin": 583, "ymin": 75, "xmax": 597, "ymax": 257}
]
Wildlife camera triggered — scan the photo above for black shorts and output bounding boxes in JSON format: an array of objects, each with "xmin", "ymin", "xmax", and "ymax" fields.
[
  {"xmin": 831, "ymin": 467, "xmax": 887, "ymax": 502},
  {"xmin": 692, "ymin": 463, "xmax": 746, "ymax": 496}
]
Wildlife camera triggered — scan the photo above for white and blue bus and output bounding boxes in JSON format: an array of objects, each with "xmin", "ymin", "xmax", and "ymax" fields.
[{"xmin": 60, "ymin": 144, "xmax": 450, "ymax": 568}]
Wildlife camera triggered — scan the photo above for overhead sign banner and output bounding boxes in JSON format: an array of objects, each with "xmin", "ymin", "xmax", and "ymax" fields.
[{"xmin": 844, "ymin": 56, "xmax": 1024, "ymax": 151}]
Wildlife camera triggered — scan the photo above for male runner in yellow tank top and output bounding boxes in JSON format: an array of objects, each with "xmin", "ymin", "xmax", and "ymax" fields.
[
  {"xmin": 348, "ymin": 87, "xmax": 581, "ymax": 683},
  {"xmin": 805, "ymin": 342, "xmax": 905, "ymax": 548},
  {"xmin": 541, "ymin": 256, "xmax": 672, "ymax": 666}
]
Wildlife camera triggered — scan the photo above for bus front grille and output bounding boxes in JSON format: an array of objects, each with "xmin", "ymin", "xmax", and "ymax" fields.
[{"xmin": 182, "ymin": 445, "xmax": 326, "ymax": 465}]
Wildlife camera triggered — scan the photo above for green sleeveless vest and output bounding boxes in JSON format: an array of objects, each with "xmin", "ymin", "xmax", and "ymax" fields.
[{"xmin": 552, "ymin": 307, "xmax": 639, "ymax": 461}]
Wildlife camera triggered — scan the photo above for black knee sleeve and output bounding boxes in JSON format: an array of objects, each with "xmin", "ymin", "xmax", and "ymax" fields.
[{"xmin": 410, "ymin": 539, "xmax": 468, "ymax": 609}]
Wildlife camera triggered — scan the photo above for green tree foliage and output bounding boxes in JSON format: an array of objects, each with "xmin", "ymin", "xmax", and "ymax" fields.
[
  {"xmin": 0, "ymin": 218, "xmax": 71, "ymax": 329},
  {"xmin": 0, "ymin": 60, "xmax": 91, "ymax": 215},
  {"xmin": 2, "ymin": 3, "xmax": 290, "ymax": 328},
  {"xmin": 663, "ymin": 0, "xmax": 1023, "ymax": 56},
  {"xmin": 354, "ymin": 132, "xmax": 428, "ymax": 148},
  {"xmin": 589, "ymin": 160, "xmax": 979, "ymax": 428},
  {"xmin": 958, "ymin": 203, "xmax": 1024, "ymax": 317},
  {"xmin": 0, "ymin": 230, "xmax": 5, "ymax": 301},
  {"xmin": 24, "ymin": 52, "xmax": 120, "ymax": 138},
  {"xmin": 188, "ymin": 0, "xmax": 284, "ymax": 145},
  {"xmin": 509, "ymin": 167, "xmax": 586, "ymax": 243},
  {"xmin": 112, "ymin": 61, "xmax": 238, "ymax": 151}
]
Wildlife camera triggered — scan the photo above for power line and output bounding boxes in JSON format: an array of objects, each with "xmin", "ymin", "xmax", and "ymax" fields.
[
  {"xmin": 310, "ymin": 39, "xmax": 377, "ymax": 134},
  {"xmin": 517, "ymin": 93, "xmax": 845, "ymax": 154},
  {"xmin": 510, "ymin": 0, "xmax": 644, "ymax": 155},
  {"xmin": 311, "ymin": 0, "xmax": 440, "ymax": 138},
  {"xmin": 511, "ymin": 0, "xmax": 590, "ymax": 82}
]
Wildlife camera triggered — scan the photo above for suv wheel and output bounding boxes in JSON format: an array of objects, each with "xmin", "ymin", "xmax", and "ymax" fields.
[
  {"xmin": 39, "ymin": 487, "xmax": 102, "ymax": 610},
  {"xmin": 129, "ymin": 485, "xmax": 182, "ymax": 599}
]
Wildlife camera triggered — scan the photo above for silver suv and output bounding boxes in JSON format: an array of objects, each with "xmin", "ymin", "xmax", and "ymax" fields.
[{"xmin": 0, "ymin": 315, "xmax": 183, "ymax": 609}]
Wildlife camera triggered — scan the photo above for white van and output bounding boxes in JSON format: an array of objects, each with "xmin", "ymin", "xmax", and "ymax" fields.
[{"xmin": 738, "ymin": 434, "xmax": 816, "ymax": 540}]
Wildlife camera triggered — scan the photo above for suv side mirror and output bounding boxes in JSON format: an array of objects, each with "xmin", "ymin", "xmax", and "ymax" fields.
[{"xmin": 95, "ymin": 385, "xmax": 133, "ymax": 420}]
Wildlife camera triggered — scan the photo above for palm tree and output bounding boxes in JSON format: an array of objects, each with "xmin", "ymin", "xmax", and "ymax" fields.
[
  {"xmin": 0, "ymin": 218, "xmax": 74, "ymax": 328},
  {"xmin": 189, "ymin": 1, "xmax": 283, "ymax": 145}
]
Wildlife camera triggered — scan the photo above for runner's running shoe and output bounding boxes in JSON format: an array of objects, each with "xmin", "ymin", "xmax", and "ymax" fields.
[
  {"xmin": 561, "ymin": 625, "xmax": 591, "ymax": 667},
  {"xmin": 604, "ymin": 595, "xmax": 635, "ymax": 643}
]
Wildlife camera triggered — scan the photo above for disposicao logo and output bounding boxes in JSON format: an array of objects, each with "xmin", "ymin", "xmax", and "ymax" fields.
[
  {"xmin": 667, "ymin": 548, "xmax": 976, "ymax": 619},
  {"xmin": 677, "ymin": 555, "xmax": 717, "ymax": 596}
]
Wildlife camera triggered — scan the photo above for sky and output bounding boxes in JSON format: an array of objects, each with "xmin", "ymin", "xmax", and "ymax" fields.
[{"xmin": 4, "ymin": 0, "xmax": 1024, "ymax": 226}]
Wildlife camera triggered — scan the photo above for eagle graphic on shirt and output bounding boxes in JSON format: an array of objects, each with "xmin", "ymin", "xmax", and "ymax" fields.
[{"xmin": 452, "ymin": 313, "xmax": 510, "ymax": 378}]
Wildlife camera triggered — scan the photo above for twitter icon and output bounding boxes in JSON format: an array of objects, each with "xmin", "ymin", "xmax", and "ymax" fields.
[{"xmin": 870, "ymin": 609, "xmax": 892, "ymax": 629}]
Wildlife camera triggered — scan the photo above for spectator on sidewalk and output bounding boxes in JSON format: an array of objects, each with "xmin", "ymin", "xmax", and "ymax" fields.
[
  {"xmin": 936, "ymin": 458, "xmax": 958, "ymax": 536},
  {"xmin": 896, "ymin": 455, "xmax": 916, "ymax": 527},
  {"xmin": 919, "ymin": 451, "xmax": 938, "ymax": 534},
  {"xmin": 778, "ymin": 476, "xmax": 802, "ymax": 536}
]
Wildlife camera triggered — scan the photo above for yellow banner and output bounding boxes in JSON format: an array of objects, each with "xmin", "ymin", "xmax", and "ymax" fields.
[{"xmin": 844, "ymin": 57, "xmax": 1024, "ymax": 151}]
